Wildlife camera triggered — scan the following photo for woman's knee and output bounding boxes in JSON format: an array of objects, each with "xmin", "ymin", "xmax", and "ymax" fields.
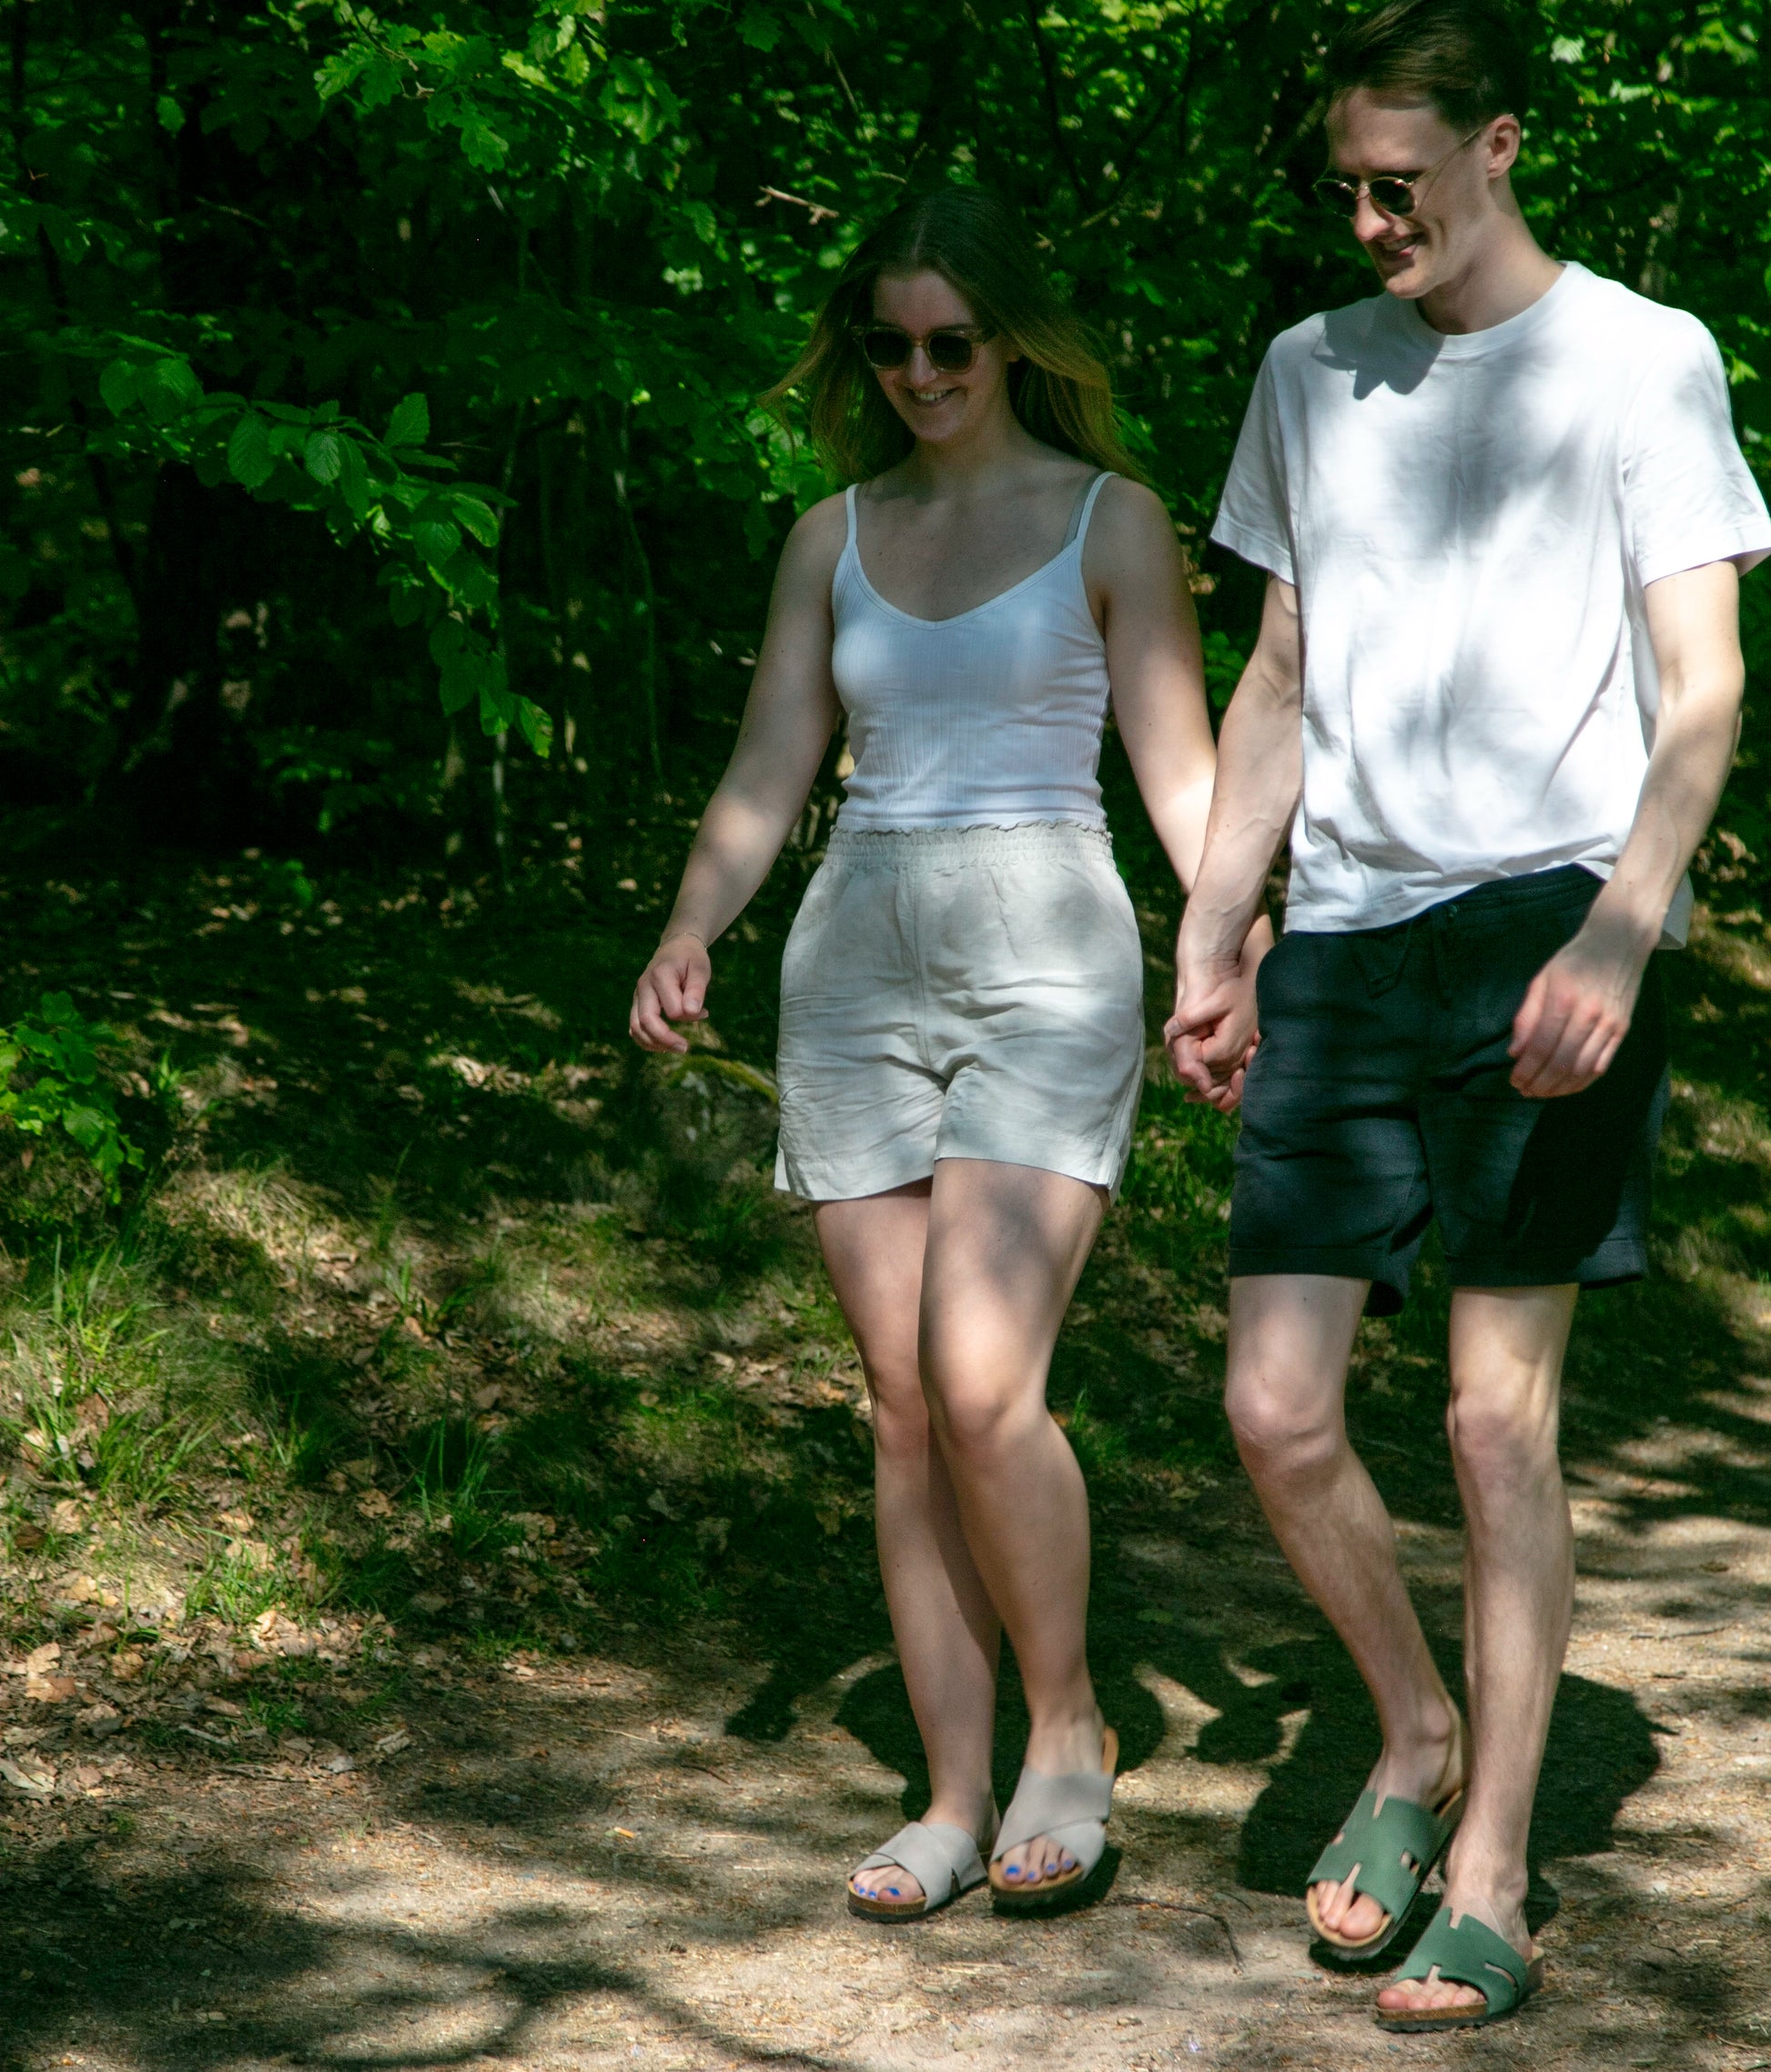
[{"xmin": 857, "ymin": 1353, "xmax": 932, "ymax": 1458}]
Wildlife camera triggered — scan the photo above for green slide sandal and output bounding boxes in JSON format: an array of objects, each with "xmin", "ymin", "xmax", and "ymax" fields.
[
  {"xmin": 1304, "ymin": 1778, "xmax": 1463, "ymax": 1959},
  {"xmin": 1374, "ymin": 1904, "xmax": 1544, "ymax": 2032}
]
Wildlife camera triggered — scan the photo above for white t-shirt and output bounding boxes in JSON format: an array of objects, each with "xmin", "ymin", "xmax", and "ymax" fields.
[{"xmin": 1211, "ymin": 262, "xmax": 1771, "ymax": 940}]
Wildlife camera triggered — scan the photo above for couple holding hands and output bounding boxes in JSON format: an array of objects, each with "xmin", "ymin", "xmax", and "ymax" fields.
[{"xmin": 631, "ymin": 0, "xmax": 1768, "ymax": 2034}]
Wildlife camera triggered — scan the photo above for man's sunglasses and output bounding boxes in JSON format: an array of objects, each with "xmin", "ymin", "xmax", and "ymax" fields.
[
  {"xmin": 853, "ymin": 323, "xmax": 997, "ymax": 373},
  {"xmin": 1311, "ymin": 126, "xmax": 1487, "ymax": 219}
]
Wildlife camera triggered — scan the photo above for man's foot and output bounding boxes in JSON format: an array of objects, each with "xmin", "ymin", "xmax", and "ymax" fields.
[
  {"xmin": 992, "ymin": 1711, "xmax": 1108, "ymax": 1891},
  {"xmin": 1310, "ymin": 1708, "xmax": 1464, "ymax": 1946},
  {"xmin": 1375, "ymin": 1891, "xmax": 1536, "ymax": 2018}
]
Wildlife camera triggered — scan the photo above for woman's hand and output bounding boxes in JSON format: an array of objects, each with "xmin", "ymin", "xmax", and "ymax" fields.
[
  {"xmin": 630, "ymin": 933, "xmax": 713, "ymax": 1054},
  {"xmin": 1166, "ymin": 916, "xmax": 1270, "ymax": 1113}
]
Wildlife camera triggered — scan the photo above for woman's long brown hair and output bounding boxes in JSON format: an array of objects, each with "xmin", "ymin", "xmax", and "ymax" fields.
[{"xmin": 761, "ymin": 187, "xmax": 1147, "ymax": 485}]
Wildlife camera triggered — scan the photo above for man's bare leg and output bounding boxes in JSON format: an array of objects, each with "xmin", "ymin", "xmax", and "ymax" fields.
[
  {"xmin": 918, "ymin": 1157, "xmax": 1109, "ymax": 1889},
  {"xmin": 1224, "ymin": 1275, "xmax": 1463, "ymax": 1945},
  {"xmin": 1377, "ymin": 1284, "xmax": 1576, "ymax": 2016},
  {"xmin": 818, "ymin": 1183, "xmax": 1000, "ymax": 1907}
]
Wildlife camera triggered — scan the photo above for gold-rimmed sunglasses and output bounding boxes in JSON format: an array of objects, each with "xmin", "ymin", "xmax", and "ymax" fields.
[{"xmin": 1311, "ymin": 126, "xmax": 1488, "ymax": 218}]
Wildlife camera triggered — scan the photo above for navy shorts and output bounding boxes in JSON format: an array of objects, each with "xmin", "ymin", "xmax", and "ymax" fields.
[{"xmin": 1229, "ymin": 867, "xmax": 1670, "ymax": 1316}]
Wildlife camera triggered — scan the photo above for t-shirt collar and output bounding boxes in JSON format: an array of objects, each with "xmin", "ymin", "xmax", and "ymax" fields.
[{"xmin": 1391, "ymin": 259, "xmax": 1584, "ymax": 359}]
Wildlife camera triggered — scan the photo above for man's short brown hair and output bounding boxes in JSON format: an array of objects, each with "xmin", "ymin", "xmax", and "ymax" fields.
[{"xmin": 1323, "ymin": 0, "xmax": 1532, "ymax": 132}]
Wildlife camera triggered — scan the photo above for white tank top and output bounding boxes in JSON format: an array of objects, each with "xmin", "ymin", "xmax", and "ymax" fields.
[{"xmin": 830, "ymin": 471, "xmax": 1115, "ymax": 831}]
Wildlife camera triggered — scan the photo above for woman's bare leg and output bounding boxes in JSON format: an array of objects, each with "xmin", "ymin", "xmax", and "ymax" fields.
[
  {"xmin": 817, "ymin": 1181, "xmax": 1000, "ymax": 1905},
  {"xmin": 917, "ymin": 1157, "xmax": 1109, "ymax": 1888}
]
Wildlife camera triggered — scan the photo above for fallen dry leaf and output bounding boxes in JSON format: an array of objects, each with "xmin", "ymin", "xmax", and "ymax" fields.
[
  {"xmin": 202, "ymin": 1696, "xmax": 244, "ymax": 1719},
  {"xmin": 355, "ymin": 1490, "xmax": 394, "ymax": 1520},
  {"xmin": 225, "ymin": 1537, "xmax": 273, "ymax": 1569},
  {"xmin": 25, "ymin": 1642, "xmax": 61, "ymax": 1673},
  {"xmin": 109, "ymin": 1649, "xmax": 145, "ymax": 1681},
  {"xmin": 49, "ymin": 1500, "xmax": 87, "ymax": 1534},
  {"xmin": 13, "ymin": 1523, "xmax": 46, "ymax": 1552},
  {"xmin": 0, "ymin": 1754, "xmax": 56, "ymax": 1797},
  {"xmin": 25, "ymin": 1673, "xmax": 78, "ymax": 1703},
  {"xmin": 216, "ymin": 1509, "xmax": 256, "ymax": 1534},
  {"xmin": 373, "ymin": 1728, "xmax": 413, "ymax": 1756}
]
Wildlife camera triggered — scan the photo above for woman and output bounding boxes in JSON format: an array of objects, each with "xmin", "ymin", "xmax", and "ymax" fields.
[{"xmin": 631, "ymin": 186, "xmax": 1260, "ymax": 1916}]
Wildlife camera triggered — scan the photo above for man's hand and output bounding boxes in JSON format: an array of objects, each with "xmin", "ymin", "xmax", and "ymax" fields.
[
  {"xmin": 1508, "ymin": 914, "xmax": 1650, "ymax": 1098},
  {"xmin": 630, "ymin": 933, "xmax": 713, "ymax": 1054},
  {"xmin": 1167, "ymin": 940, "xmax": 1264, "ymax": 1114}
]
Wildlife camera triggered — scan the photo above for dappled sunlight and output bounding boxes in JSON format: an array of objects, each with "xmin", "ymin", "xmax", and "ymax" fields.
[{"xmin": 0, "ymin": 855, "xmax": 1769, "ymax": 2067}]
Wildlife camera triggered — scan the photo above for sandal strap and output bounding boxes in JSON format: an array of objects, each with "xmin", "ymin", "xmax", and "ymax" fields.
[
  {"xmin": 1307, "ymin": 1788, "xmax": 1455, "ymax": 1923},
  {"xmin": 1394, "ymin": 1905, "xmax": 1531, "ymax": 2015},
  {"xmin": 994, "ymin": 1764, "xmax": 1116, "ymax": 1869},
  {"xmin": 853, "ymin": 1821, "xmax": 985, "ymax": 1909}
]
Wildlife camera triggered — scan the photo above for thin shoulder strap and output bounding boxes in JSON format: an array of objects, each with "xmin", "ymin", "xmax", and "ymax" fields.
[
  {"xmin": 843, "ymin": 482, "xmax": 859, "ymax": 555},
  {"xmin": 1067, "ymin": 470, "xmax": 1115, "ymax": 551}
]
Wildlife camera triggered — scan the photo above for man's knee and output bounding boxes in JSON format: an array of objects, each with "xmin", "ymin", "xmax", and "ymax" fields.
[
  {"xmin": 1224, "ymin": 1371, "xmax": 1343, "ymax": 1480},
  {"xmin": 1444, "ymin": 1382, "xmax": 1559, "ymax": 1488}
]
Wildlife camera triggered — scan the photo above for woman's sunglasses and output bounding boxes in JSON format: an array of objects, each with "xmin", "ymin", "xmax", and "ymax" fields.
[
  {"xmin": 853, "ymin": 323, "xmax": 997, "ymax": 373},
  {"xmin": 1311, "ymin": 126, "xmax": 1487, "ymax": 219}
]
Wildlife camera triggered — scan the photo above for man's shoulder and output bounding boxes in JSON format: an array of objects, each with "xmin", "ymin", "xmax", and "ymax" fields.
[
  {"xmin": 1558, "ymin": 265, "xmax": 1718, "ymax": 370},
  {"xmin": 1262, "ymin": 294, "xmax": 1391, "ymax": 375}
]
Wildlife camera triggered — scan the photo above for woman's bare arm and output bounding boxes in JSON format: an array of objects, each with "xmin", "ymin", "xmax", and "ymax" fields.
[
  {"xmin": 630, "ymin": 495, "xmax": 846, "ymax": 1053},
  {"xmin": 1091, "ymin": 482, "xmax": 1274, "ymax": 1108}
]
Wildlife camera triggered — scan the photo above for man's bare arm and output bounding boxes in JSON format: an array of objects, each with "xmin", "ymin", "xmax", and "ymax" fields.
[
  {"xmin": 1168, "ymin": 575, "xmax": 1303, "ymax": 1106},
  {"xmin": 1509, "ymin": 559, "xmax": 1746, "ymax": 1097}
]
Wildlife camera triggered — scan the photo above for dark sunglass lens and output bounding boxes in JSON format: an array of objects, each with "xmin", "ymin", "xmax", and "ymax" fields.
[
  {"xmin": 1312, "ymin": 178, "xmax": 1360, "ymax": 217},
  {"xmin": 859, "ymin": 328, "xmax": 910, "ymax": 368},
  {"xmin": 1367, "ymin": 178, "xmax": 1417, "ymax": 214},
  {"xmin": 926, "ymin": 332, "xmax": 977, "ymax": 372}
]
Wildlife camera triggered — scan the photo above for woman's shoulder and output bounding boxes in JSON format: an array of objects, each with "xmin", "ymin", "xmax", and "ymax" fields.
[
  {"xmin": 777, "ymin": 489, "xmax": 852, "ymax": 581},
  {"xmin": 1085, "ymin": 472, "xmax": 1179, "ymax": 548}
]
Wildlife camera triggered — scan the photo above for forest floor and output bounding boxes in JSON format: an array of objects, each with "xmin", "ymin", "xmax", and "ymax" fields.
[{"xmin": 0, "ymin": 820, "xmax": 1767, "ymax": 2072}]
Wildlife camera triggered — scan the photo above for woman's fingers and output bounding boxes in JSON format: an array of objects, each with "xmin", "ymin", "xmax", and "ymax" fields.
[{"xmin": 629, "ymin": 940, "xmax": 714, "ymax": 1055}]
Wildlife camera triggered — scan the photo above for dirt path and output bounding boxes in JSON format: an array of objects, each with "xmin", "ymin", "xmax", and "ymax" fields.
[
  {"xmin": 3, "ymin": 862, "xmax": 1769, "ymax": 2072},
  {"xmin": 5, "ymin": 1439, "xmax": 1768, "ymax": 2072}
]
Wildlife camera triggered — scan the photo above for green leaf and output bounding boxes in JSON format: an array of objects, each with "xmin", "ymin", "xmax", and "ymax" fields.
[
  {"xmin": 388, "ymin": 392, "xmax": 430, "ymax": 447},
  {"xmin": 227, "ymin": 412, "xmax": 275, "ymax": 490},
  {"xmin": 98, "ymin": 359, "xmax": 140, "ymax": 415},
  {"xmin": 305, "ymin": 427, "xmax": 345, "ymax": 483},
  {"xmin": 515, "ymin": 697, "xmax": 553, "ymax": 757},
  {"xmin": 450, "ymin": 493, "xmax": 499, "ymax": 547},
  {"xmin": 738, "ymin": 4, "xmax": 784, "ymax": 49},
  {"xmin": 338, "ymin": 433, "xmax": 372, "ymax": 520},
  {"xmin": 157, "ymin": 93, "xmax": 186, "ymax": 133},
  {"xmin": 411, "ymin": 518, "xmax": 462, "ymax": 565}
]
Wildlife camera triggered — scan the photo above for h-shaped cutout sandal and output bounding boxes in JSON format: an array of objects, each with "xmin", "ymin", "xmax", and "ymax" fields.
[
  {"xmin": 1375, "ymin": 1904, "xmax": 1544, "ymax": 2031},
  {"xmin": 1305, "ymin": 1764, "xmax": 1465, "ymax": 1960},
  {"xmin": 987, "ymin": 1725, "xmax": 1118, "ymax": 1914}
]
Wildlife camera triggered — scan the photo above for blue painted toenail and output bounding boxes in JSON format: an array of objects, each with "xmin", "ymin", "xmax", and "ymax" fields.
[{"xmin": 1006, "ymin": 1866, "xmax": 1022, "ymax": 1880}]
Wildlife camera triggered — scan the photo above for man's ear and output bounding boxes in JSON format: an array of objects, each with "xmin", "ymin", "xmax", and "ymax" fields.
[{"xmin": 1484, "ymin": 114, "xmax": 1522, "ymax": 182}]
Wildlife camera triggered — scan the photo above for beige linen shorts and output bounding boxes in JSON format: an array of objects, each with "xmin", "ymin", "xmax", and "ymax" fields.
[{"xmin": 774, "ymin": 823, "xmax": 1146, "ymax": 1202}]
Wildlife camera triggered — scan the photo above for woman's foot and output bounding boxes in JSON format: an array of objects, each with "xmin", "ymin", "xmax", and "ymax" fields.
[
  {"xmin": 1310, "ymin": 1707, "xmax": 1464, "ymax": 1945},
  {"xmin": 1376, "ymin": 1890, "xmax": 1535, "ymax": 2017},
  {"xmin": 848, "ymin": 1796, "xmax": 996, "ymax": 1907},
  {"xmin": 993, "ymin": 1710, "xmax": 1108, "ymax": 1891}
]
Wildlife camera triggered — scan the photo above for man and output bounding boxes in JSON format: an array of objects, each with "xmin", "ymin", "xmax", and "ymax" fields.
[{"xmin": 1169, "ymin": 0, "xmax": 1769, "ymax": 2034}]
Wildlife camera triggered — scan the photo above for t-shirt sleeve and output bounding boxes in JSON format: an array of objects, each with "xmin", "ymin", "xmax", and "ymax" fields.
[
  {"xmin": 1623, "ymin": 317, "xmax": 1771, "ymax": 587},
  {"xmin": 1210, "ymin": 347, "xmax": 1296, "ymax": 583}
]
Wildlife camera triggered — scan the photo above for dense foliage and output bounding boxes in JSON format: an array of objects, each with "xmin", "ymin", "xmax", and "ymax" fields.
[{"xmin": 2, "ymin": 0, "xmax": 1767, "ymax": 864}]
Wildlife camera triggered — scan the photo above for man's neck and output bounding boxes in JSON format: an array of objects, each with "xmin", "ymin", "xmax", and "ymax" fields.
[{"xmin": 1416, "ymin": 217, "xmax": 1564, "ymax": 337}]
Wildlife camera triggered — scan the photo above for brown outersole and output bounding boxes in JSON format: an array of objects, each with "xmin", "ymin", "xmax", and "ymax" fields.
[
  {"xmin": 987, "ymin": 1726, "xmax": 1119, "ymax": 1914},
  {"xmin": 1373, "ymin": 1956, "xmax": 1545, "ymax": 2032},
  {"xmin": 1303, "ymin": 1781, "xmax": 1467, "ymax": 1956}
]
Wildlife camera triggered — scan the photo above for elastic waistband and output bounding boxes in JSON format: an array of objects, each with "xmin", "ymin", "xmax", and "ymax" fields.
[{"xmin": 824, "ymin": 820, "xmax": 1115, "ymax": 870}]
